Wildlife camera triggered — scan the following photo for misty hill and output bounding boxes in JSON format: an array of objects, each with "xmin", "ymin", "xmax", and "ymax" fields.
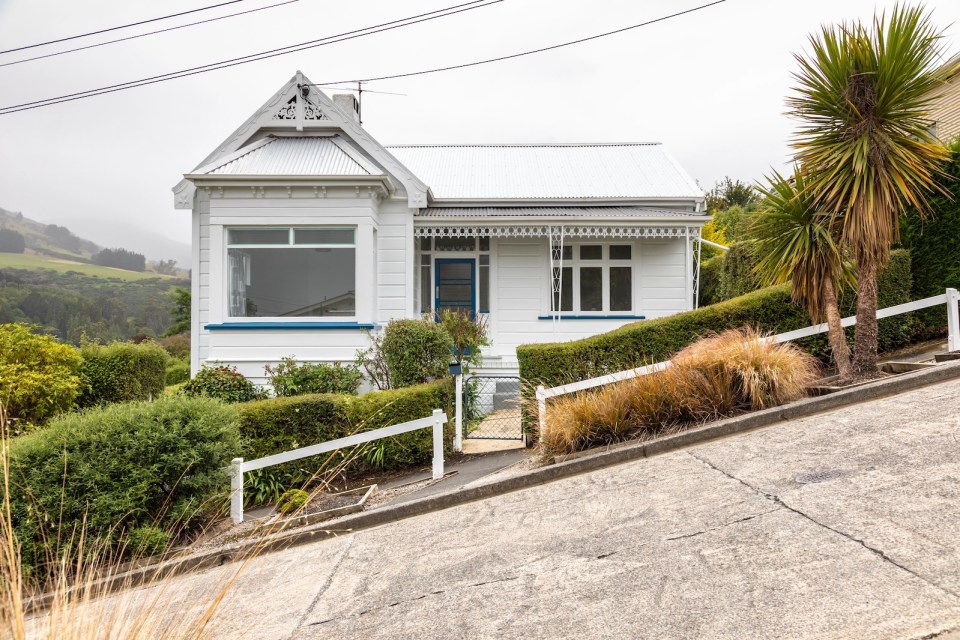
[{"xmin": 0, "ymin": 207, "xmax": 191, "ymax": 269}]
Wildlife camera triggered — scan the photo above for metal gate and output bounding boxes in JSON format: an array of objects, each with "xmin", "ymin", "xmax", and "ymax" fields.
[{"xmin": 463, "ymin": 375, "xmax": 523, "ymax": 440}]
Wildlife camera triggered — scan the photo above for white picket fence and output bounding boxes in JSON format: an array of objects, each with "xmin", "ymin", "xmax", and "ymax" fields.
[
  {"xmin": 229, "ymin": 409, "xmax": 448, "ymax": 524},
  {"xmin": 535, "ymin": 287, "xmax": 960, "ymax": 434}
]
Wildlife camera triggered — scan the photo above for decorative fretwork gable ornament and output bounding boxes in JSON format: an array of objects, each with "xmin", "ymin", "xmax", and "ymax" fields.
[{"xmin": 272, "ymin": 92, "xmax": 330, "ymax": 121}]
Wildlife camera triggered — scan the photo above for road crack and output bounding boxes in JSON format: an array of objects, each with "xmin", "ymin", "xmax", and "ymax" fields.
[
  {"xmin": 687, "ymin": 451, "xmax": 960, "ymax": 601},
  {"xmin": 289, "ymin": 535, "xmax": 357, "ymax": 636}
]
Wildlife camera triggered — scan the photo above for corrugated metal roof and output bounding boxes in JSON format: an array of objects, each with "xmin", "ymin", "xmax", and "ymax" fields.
[
  {"xmin": 416, "ymin": 207, "xmax": 706, "ymax": 219},
  {"xmin": 386, "ymin": 143, "xmax": 703, "ymax": 200},
  {"xmin": 205, "ymin": 136, "xmax": 376, "ymax": 175}
]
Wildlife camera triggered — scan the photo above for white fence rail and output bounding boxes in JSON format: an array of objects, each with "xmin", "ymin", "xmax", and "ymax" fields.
[
  {"xmin": 229, "ymin": 409, "xmax": 448, "ymax": 524},
  {"xmin": 536, "ymin": 287, "xmax": 960, "ymax": 434}
]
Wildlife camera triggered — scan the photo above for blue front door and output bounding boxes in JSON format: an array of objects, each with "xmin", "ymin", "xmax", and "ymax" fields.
[{"xmin": 435, "ymin": 258, "xmax": 475, "ymax": 318}]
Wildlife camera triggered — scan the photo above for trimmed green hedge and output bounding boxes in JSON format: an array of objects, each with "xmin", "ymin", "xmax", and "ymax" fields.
[
  {"xmin": 77, "ymin": 341, "xmax": 168, "ymax": 408},
  {"xmin": 519, "ymin": 250, "xmax": 916, "ymax": 388},
  {"xmin": 698, "ymin": 255, "xmax": 724, "ymax": 307},
  {"xmin": 8, "ymin": 395, "xmax": 240, "ymax": 578},
  {"xmin": 237, "ymin": 378, "xmax": 455, "ymax": 496},
  {"xmin": 519, "ymin": 285, "xmax": 813, "ymax": 386},
  {"xmin": 718, "ymin": 242, "xmax": 759, "ymax": 301}
]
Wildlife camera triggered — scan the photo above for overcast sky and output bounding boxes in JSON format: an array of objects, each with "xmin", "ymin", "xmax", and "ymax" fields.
[{"xmin": 1, "ymin": 0, "xmax": 958, "ymax": 253}]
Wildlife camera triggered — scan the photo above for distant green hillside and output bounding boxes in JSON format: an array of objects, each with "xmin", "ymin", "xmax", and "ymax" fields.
[
  {"xmin": 0, "ymin": 253, "xmax": 176, "ymax": 281},
  {"xmin": 0, "ymin": 207, "xmax": 99, "ymax": 260},
  {"xmin": 0, "ymin": 266, "xmax": 189, "ymax": 343}
]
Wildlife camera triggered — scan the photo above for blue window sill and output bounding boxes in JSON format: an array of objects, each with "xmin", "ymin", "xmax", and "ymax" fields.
[
  {"xmin": 536, "ymin": 315, "xmax": 646, "ymax": 321},
  {"xmin": 205, "ymin": 322, "xmax": 376, "ymax": 331}
]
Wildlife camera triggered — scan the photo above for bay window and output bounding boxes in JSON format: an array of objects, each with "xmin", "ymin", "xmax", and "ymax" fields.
[
  {"xmin": 551, "ymin": 243, "xmax": 633, "ymax": 314},
  {"xmin": 227, "ymin": 227, "xmax": 356, "ymax": 318}
]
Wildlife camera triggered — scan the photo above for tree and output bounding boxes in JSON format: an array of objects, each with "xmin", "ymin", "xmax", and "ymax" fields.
[
  {"xmin": 0, "ymin": 228, "xmax": 26, "ymax": 253},
  {"xmin": 706, "ymin": 177, "xmax": 758, "ymax": 212},
  {"xmin": 92, "ymin": 247, "xmax": 146, "ymax": 272},
  {"xmin": 165, "ymin": 287, "xmax": 191, "ymax": 336},
  {"xmin": 44, "ymin": 223, "xmax": 81, "ymax": 252},
  {"xmin": 752, "ymin": 168, "xmax": 854, "ymax": 381},
  {"xmin": 154, "ymin": 259, "xmax": 179, "ymax": 275},
  {"xmin": 787, "ymin": 4, "xmax": 958, "ymax": 376}
]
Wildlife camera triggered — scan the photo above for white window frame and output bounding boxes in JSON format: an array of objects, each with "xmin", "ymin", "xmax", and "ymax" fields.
[
  {"xmin": 416, "ymin": 236, "xmax": 492, "ymax": 316},
  {"xmin": 551, "ymin": 241, "xmax": 635, "ymax": 315},
  {"xmin": 224, "ymin": 225, "xmax": 359, "ymax": 322}
]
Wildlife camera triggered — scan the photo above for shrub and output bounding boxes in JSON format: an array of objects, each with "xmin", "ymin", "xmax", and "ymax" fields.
[
  {"xmin": 872, "ymin": 249, "xmax": 915, "ymax": 351},
  {"xmin": 166, "ymin": 358, "xmax": 191, "ymax": 386},
  {"xmin": 182, "ymin": 364, "xmax": 261, "ymax": 403},
  {"xmin": 0, "ymin": 323, "xmax": 82, "ymax": 427},
  {"xmin": 265, "ymin": 357, "xmax": 362, "ymax": 396},
  {"xmin": 157, "ymin": 333, "xmax": 190, "ymax": 359},
  {"xmin": 7, "ymin": 395, "xmax": 240, "ymax": 578},
  {"xmin": 277, "ymin": 489, "xmax": 309, "ymax": 514},
  {"xmin": 237, "ymin": 379, "xmax": 454, "ymax": 503},
  {"xmin": 380, "ymin": 318, "xmax": 452, "ymax": 388},
  {"xmin": 698, "ymin": 255, "xmax": 724, "ymax": 307},
  {"xmin": 76, "ymin": 340, "xmax": 169, "ymax": 408},
  {"xmin": 438, "ymin": 309, "xmax": 489, "ymax": 370},
  {"xmin": 125, "ymin": 525, "xmax": 172, "ymax": 558},
  {"xmin": 719, "ymin": 242, "xmax": 759, "ymax": 301},
  {"xmin": 541, "ymin": 329, "xmax": 819, "ymax": 455},
  {"xmin": 355, "ymin": 330, "xmax": 391, "ymax": 390}
]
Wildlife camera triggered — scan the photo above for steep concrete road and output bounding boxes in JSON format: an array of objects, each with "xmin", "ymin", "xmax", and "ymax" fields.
[{"xmin": 156, "ymin": 377, "xmax": 960, "ymax": 639}]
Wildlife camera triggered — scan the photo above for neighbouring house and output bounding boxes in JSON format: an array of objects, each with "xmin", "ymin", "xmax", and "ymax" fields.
[
  {"xmin": 930, "ymin": 53, "xmax": 960, "ymax": 144},
  {"xmin": 173, "ymin": 71, "xmax": 707, "ymax": 383}
]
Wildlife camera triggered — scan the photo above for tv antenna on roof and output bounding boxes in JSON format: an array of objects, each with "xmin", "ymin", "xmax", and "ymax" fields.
[{"xmin": 305, "ymin": 81, "xmax": 406, "ymax": 125}]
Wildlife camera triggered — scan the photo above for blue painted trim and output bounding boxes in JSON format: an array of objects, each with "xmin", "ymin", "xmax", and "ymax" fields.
[
  {"xmin": 536, "ymin": 315, "xmax": 646, "ymax": 321},
  {"xmin": 205, "ymin": 322, "xmax": 376, "ymax": 331}
]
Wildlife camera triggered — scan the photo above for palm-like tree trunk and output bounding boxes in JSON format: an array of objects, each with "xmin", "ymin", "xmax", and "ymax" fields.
[
  {"xmin": 852, "ymin": 260, "xmax": 880, "ymax": 376},
  {"xmin": 822, "ymin": 281, "xmax": 852, "ymax": 382}
]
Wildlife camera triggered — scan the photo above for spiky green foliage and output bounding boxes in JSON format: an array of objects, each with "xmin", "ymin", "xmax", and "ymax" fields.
[{"xmin": 752, "ymin": 168, "xmax": 853, "ymax": 322}]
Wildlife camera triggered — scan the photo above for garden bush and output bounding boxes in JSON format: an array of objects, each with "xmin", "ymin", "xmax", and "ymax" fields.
[
  {"xmin": 157, "ymin": 333, "xmax": 191, "ymax": 359},
  {"xmin": 182, "ymin": 364, "xmax": 262, "ymax": 403},
  {"xmin": 541, "ymin": 329, "xmax": 819, "ymax": 455},
  {"xmin": 698, "ymin": 255, "xmax": 724, "ymax": 307},
  {"xmin": 0, "ymin": 323, "xmax": 82, "ymax": 427},
  {"xmin": 264, "ymin": 357, "xmax": 362, "ymax": 396},
  {"xmin": 7, "ymin": 394, "xmax": 240, "ymax": 578},
  {"xmin": 719, "ymin": 242, "xmax": 760, "ymax": 301},
  {"xmin": 166, "ymin": 358, "xmax": 191, "ymax": 386},
  {"xmin": 277, "ymin": 489, "xmax": 309, "ymax": 515},
  {"xmin": 237, "ymin": 379, "xmax": 455, "ymax": 503},
  {"xmin": 76, "ymin": 340, "xmax": 169, "ymax": 407},
  {"xmin": 380, "ymin": 318, "xmax": 452, "ymax": 388}
]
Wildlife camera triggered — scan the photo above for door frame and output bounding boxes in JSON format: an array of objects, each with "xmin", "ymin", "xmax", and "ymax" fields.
[{"xmin": 434, "ymin": 258, "xmax": 476, "ymax": 318}]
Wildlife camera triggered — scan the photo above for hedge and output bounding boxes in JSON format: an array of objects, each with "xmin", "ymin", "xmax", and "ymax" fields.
[
  {"xmin": 718, "ymin": 241, "xmax": 759, "ymax": 301},
  {"xmin": 237, "ymin": 378, "xmax": 455, "ymax": 496},
  {"xmin": 519, "ymin": 250, "xmax": 916, "ymax": 388},
  {"xmin": 0, "ymin": 323, "xmax": 82, "ymax": 426},
  {"xmin": 7, "ymin": 395, "xmax": 240, "ymax": 579},
  {"xmin": 901, "ymin": 140, "xmax": 960, "ymax": 335},
  {"xmin": 698, "ymin": 255, "xmax": 724, "ymax": 307},
  {"xmin": 77, "ymin": 340, "xmax": 168, "ymax": 408}
]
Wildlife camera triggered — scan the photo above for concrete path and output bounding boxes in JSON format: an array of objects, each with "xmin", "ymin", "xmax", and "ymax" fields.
[{"xmin": 133, "ymin": 377, "xmax": 960, "ymax": 639}]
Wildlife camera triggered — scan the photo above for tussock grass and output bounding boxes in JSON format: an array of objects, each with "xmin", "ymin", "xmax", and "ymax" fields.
[{"xmin": 541, "ymin": 328, "xmax": 819, "ymax": 456}]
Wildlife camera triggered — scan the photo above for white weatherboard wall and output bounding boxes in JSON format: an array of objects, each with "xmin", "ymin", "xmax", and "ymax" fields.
[
  {"xmin": 490, "ymin": 237, "xmax": 690, "ymax": 359},
  {"xmin": 194, "ymin": 191, "xmax": 398, "ymax": 385}
]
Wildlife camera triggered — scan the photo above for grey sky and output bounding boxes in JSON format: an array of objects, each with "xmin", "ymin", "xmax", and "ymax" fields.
[{"xmin": 1, "ymin": 0, "xmax": 958, "ymax": 253}]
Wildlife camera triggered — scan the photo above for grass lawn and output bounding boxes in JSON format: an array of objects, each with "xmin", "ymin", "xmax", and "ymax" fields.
[{"xmin": 0, "ymin": 252, "xmax": 174, "ymax": 281}]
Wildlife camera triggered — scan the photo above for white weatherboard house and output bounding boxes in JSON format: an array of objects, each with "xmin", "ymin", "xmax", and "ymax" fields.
[{"xmin": 174, "ymin": 72, "xmax": 707, "ymax": 383}]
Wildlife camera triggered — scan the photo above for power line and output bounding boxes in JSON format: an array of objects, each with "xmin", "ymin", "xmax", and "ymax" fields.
[
  {"xmin": 0, "ymin": 0, "xmax": 728, "ymax": 115},
  {"xmin": 0, "ymin": 0, "xmax": 500, "ymax": 114},
  {"xmin": 0, "ymin": 0, "xmax": 254, "ymax": 55},
  {"xmin": 321, "ymin": 0, "xmax": 729, "ymax": 85},
  {"xmin": 0, "ymin": 0, "xmax": 301, "ymax": 69}
]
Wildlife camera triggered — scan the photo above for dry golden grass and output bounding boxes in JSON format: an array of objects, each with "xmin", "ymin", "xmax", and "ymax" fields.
[{"xmin": 541, "ymin": 328, "xmax": 819, "ymax": 456}]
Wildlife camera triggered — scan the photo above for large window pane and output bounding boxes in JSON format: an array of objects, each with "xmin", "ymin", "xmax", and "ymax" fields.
[
  {"xmin": 294, "ymin": 228, "xmax": 354, "ymax": 245},
  {"xmin": 580, "ymin": 267, "xmax": 602, "ymax": 311},
  {"xmin": 610, "ymin": 267, "xmax": 632, "ymax": 311},
  {"xmin": 228, "ymin": 228, "xmax": 289, "ymax": 245},
  {"xmin": 228, "ymin": 247, "xmax": 355, "ymax": 317}
]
